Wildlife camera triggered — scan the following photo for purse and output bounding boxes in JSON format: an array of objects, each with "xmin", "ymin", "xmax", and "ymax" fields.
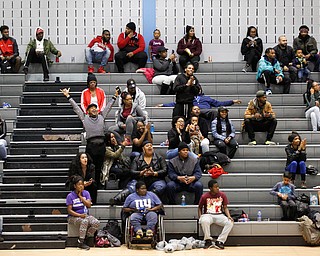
[{"xmin": 105, "ymin": 173, "xmax": 119, "ymax": 190}]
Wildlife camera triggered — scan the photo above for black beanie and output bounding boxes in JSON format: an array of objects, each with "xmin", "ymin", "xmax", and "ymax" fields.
[
  {"xmin": 126, "ymin": 22, "xmax": 136, "ymax": 32},
  {"xmin": 178, "ymin": 142, "xmax": 189, "ymax": 151},
  {"xmin": 87, "ymin": 73, "xmax": 97, "ymax": 86},
  {"xmin": 186, "ymin": 25, "xmax": 193, "ymax": 34}
]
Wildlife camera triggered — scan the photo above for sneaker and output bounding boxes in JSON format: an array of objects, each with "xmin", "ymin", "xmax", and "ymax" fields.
[
  {"xmin": 23, "ymin": 66, "xmax": 28, "ymax": 75},
  {"xmin": 203, "ymin": 239, "xmax": 213, "ymax": 249},
  {"xmin": 88, "ymin": 65, "xmax": 94, "ymax": 74},
  {"xmin": 78, "ymin": 239, "xmax": 90, "ymax": 250},
  {"xmin": 43, "ymin": 75, "xmax": 49, "ymax": 82},
  {"xmin": 97, "ymin": 66, "xmax": 106, "ymax": 73},
  {"xmin": 248, "ymin": 140, "xmax": 257, "ymax": 145},
  {"xmin": 136, "ymin": 229, "xmax": 143, "ymax": 239},
  {"xmin": 213, "ymin": 241, "xmax": 224, "ymax": 250},
  {"xmin": 242, "ymin": 64, "xmax": 250, "ymax": 73},
  {"xmin": 146, "ymin": 229, "xmax": 153, "ymax": 237},
  {"xmin": 301, "ymin": 181, "xmax": 307, "ymax": 189},
  {"xmin": 265, "ymin": 140, "xmax": 276, "ymax": 145},
  {"xmin": 265, "ymin": 89, "xmax": 273, "ymax": 95}
]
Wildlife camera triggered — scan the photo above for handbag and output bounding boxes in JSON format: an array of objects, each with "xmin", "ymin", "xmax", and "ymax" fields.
[
  {"xmin": 104, "ymin": 173, "xmax": 119, "ymax": 190},
  {"xmin": 0, "ymin": 60, "xmax": 12, "ymax": 73}
]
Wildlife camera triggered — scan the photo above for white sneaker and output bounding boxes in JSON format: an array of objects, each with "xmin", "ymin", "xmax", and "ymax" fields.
[
  {"xmin": 265, "ymin": 89, "xmax": 272, "ymax": 95},
  {"xmin": 248, "ymin": 140, "xmax": 257, "ymax": 145}
]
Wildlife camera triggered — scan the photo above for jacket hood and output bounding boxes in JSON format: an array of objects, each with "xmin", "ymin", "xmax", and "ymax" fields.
[{"xmin": 35, "ymin": 27, "xmax": 45, "ymax": 40}]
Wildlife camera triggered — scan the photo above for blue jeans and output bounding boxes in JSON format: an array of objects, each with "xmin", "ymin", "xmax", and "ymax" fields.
[
  {"xmin": 130, "ymin": 211, "xmax": 158, "ymax": 232},
  {"xmin": 85, "ymin": 48, "xmax": 110, "ymax": 66},
  {"xmin": 297, "ymin": 67, "xmax": 310, "ymax": 80},
  {"xmin": 127, "ymin": 179, "xmax": 167, "ymax": 196},
  {"xmin": 166, "ymin": 148, "xmax": 198, "ymax": 160},
  {"xmin": 166, "ymin": 180, "xmax": 203, "ymax": 205},
  {"xmin": 285, "ymin": 161, "xmax": 306, "ymax": 181}
]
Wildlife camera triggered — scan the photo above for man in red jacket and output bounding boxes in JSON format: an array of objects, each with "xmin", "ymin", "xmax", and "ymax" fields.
[
  {"xmin": 0, "ymin": 25, "xmax": 21, "ymax": 73},
  {"xmin": 115, "ymin": 22, "xmax": 147, "ymax": 73},
  {"xmin": 86, "ymin": 29, "xmax": 114, "ymax": 74}
]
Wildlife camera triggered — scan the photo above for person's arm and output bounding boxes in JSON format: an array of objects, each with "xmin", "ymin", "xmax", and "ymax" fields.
[
  {"xmin": 80, "ymin": 90, "xmax": 88, "ymax": 113},
  {"xmin": 265, "ymin": 102, "xmax": 276, "ymax": 118},
  {"xmin": 173, "ymin": 75, "xmax": 188, "ymax": 93},
  {"xmin": 117, "ymin": 33, "xmax": 131, "ymax": 49},
  {"xmin": 101, "ymin": 89, "xmax": 119, "ymax": 119},
  {"xmin": 153, "ymin": 58, "xmax": 170, "ymax": 71},
  {"xmin": 130, "ymin": 157, "xmax": 144, "ymax": 178},
  {"xmin": 176, "ymin": 38, "xmax": 186, "ymax": 55},
  {"xmin": 192, "ymin": 39, "xmax": 202, "ymax": 56},
  {"xmin": 153, "ymin": 154, "xmax": 167, "ymax": 178},
  {"xmin": 67, "ymin": 204, "xmax": 87, "ymax": 218},
  {"xmin": 240, "ymin": 38, "xmax": 249, "ymax": 55},
  {"xmin": 167, "ymin": 129, "xmax": 179, "ymax": 147},
  {"xmin": 87, "ymin": 37, "xmax": 96, "ymax": 49},
  {"xmin": 270, "ymin": 183, "xmax": 280, "ymax": 197},
  {"xmin": 308, "ymin": 37, "xmax": 318, "ymax": 56},
  {"xmin": 132, "ymin": 34, "xmax": 146, "ymax": 55},
  {"xmin": 48, "ymin": 40, "xmax": 60, "ymax": 56},
  {"xmin": 209, "ymin": 98, "xmax": 234, "ymax": 108},
  {"xmin": 12, "ymin": 38, "xmax": 19, "ymax": 58},
  {"xmin": 285, "ymin": 145, "xmax": 299, "ymax": 163},
  {"xmin": 223, "ymin": 205, "xmax": 233, "ymax": 221},
  {"xmin": 192, "ymin": 161, "xmax": 202, "ymax": 181},
  {"xmin": 148, "ymin": 203, "xmax": 162, "ymax": 212},
  {"xmin": 104, "ymin": 145, "xmax": 125, "ymax": 159},
  {"xmin": 256, "ymin": 38, "xmax": 263, "ymax": 56},
  {"xmin": 167, "ymin": 161, "xmax": 178, "ymax": 181},
  {"xmin": 229, "ymin": 120, "xmax": 236, "ymax": 138},
  {"xmin": 211, "ymin": 119, "xmax": 226, "ymax": 141},
  {"xmin": 60, "ymin": 88, "xmax": 85, "ymax": 122},
  {"xmin": 198, "ymin": 197, "xmax": 204, "ymax": 218},
  {"xmin": 0, "ymin": 120, "xmax": 7, "ymax": 139},
  {"xmin": 78, "ymin": 191, "xmax": 92, "ymax": 208},
  {"xmin": 134, "ymin": 106, "xmax": 147, "ymax": 122},
  {"xmin": 244, "ymin": 101, "xmax": 255, "ymax": 119}
]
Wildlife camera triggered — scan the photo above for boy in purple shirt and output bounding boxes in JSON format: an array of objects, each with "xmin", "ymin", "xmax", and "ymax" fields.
[{"xmin": 66, "ymin": 175, "xmax": 100, "ymax": 250}]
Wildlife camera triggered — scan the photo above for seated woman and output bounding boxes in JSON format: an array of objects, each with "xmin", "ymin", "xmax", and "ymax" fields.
[
  {"xmin": 67, "ymin": 152, "xmax": 97, "ymax": 204},
  {"xmin": 241, "ymin": 26, "xmax": 263, "ymax": 72},
  {"xmin": 81, "ymin": 73, "xmax": 106, "ymax": 113},
  {"xmin": 177, "ymin": 25, "xmax": 202, "ymax": 72},
  {"xmin": 110, "ymin": 141, "xmax": 167, "ymax": 205},
  {"xmin": 285, "ymin": 131, "xmax": 307, "ymax": 189},
  {"xmin": 211, "ymin": 106, "xmax": 238, "ymax": 159},
  {"xmin": 123, "ymin": 181, "xmax": 162, "ymax": 238},
  {"xmin": 66, "ymin": 175, "xmax": 100, "ymax": 250},
  {"xmin": 166, "ymin": 116, "xmax": 197, "ymax": 159},
  {"xmin": 304, "ymin": 80, "xmax": 320, "ymax": 132},
  {"xmin": 0, "ymin": 115, "xmax": 7, "ymax": 160},
  {"xmin": 108, "ymin": 91, "xmax": 147, "ymax": 145},
  {"xmin": 102, "ymin": 131, "xmax": 131, "ymax": 189}
]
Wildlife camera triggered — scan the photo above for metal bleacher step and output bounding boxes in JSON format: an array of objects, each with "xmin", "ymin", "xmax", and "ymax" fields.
[{"xmin": 0, "ymin": 206, "xmax": 67, "ymax": 215}]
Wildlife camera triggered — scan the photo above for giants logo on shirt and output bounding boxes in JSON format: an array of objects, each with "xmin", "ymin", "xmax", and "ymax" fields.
[
  {"xmin": 206, "ymin": 197, "xmax": 223, "ymax": 214},
  {"xmin": 135, "ymin": 198, "xmax": 152, "ymax": 209}
]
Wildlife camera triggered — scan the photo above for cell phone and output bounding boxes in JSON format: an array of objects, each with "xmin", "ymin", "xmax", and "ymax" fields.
[{"xmin": 116, "ymin": 86, "xmax": 121, "ymax": 94}]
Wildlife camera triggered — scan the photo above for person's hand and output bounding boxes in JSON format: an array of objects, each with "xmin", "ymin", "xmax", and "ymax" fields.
[
  {"xmin": 0, "ymin": 56, "xmax": 4, "ymax": 61},
  {"xmin": 254, "ymin": 113, "xmax": 262, "ymax": 119},
  {"xmin": 145, "ymin": 123, "xmax": 151, "ymax": 132},
  {"xmin": 145, "ymin": 167, "xmax": 154, "ymax": 177},
  {"xmin": 185, "ymin": 124, "xmax": 190, "ymax": 132},
  {"xmin": 233, "ymin": 99, "xmax": 241, "ymax": 104},
  {"xmin": 177, "ymin": 176, "xmax": 188, "ymax": 184},
  {"xmin": 316, "ymin": 101, "xmax": 319, "ymax": 107},
  {"xmin": 140, "ymin": 169, "xmax": 148, "ymax": 176},
  {"xmin": 56, "ymin": 51, "xmax": 62, "ymax": 57},
  {"xmin": 228, "ymin": 216, "xmax": 234, "ymax": 222},
  {"xmin": 185, "ymin": 48, "xmax": 191, "ymax": 56},
  {"xmin": 121, "ymin": 124, "xmax": 126, "ymax": 129},
  {"xmin": 282, "ymin": 194, "xmax": 288, "ymax": 200},
  {"xmin": 187, "ymin": 76, "xmax": 195, "ymax": 86},
  {"xmin": 224, "ymin": 137, "xmax": 231, "ymax": 144},
  {"xmin": 79, "ymin": 213, "xmax": 87, "ymax": 219},
  {"xmin": 122, "ymin": 140, "xmax": 128, "ymax": 146},
  {"xmin": 296, "ymin": 64, "xmax": 301, "ymax": 69},
  {"xmin": 84, "ymin": 179, "xmax": 93, "ymax": 187},
  {"xmin": 169, "ymin": 54, "xmax": 176, "ymax": 62},
  {"xmin": 283, "ymin": 66, "xmax": 289, "ymax": 71},
  {"xmin": 185, "ymin": 176, "xmax": 195, "ymax": 184},
  {"xmin": 60, "ymin": 88, "xmax": 70, "ymax": 97},
  {"xmin": 6, "ymin": 55, "xmax": 13, "ymax": 60},
  {"xmin": 264, "ymin": 112, "xmax": 272, "ymax": 118},
  {"xmin": 126, "ymin": 52, "xmax": 134, "ymax": 58},
  {"xmin": 274, "ymin": 69, "xmax": 281, "ymax": 74},
  {"xmin": 277, "ymin": 76, "xmax": 283, "ymax": 82},
  {"xmin": 128, "ymin": 31, "xmax": 134, "ymax": 38},
  {"xmin": 305, "ymin": 54, "xmax": 311, "ymax": 60},
  {"xmin": 310, "ymin": 88, "xmax": 315, "ymax": 94}
]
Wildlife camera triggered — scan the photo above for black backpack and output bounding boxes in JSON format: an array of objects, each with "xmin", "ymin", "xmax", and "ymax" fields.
[
  {"xmin": 103, "ymin": 219, "xmax": 122, "ymax": 241},
  {"xmin": 296, "ymin": 193, "xmax": 311, "ymax": 218},
  {"xmin": 199, "ymin": 151, "xmax": 231, "ymax": 171}
]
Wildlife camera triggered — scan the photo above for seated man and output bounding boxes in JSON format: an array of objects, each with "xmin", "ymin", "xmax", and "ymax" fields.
[
  {"xmin": 256, "ymin": 48, "xmax": 290, "ymax": 94},
  {"xmin": 198, "ymin": 180, "xmax": 234, "ymax": 250},
  {"xmin": 131, "ymin": 121, "xmax": 153, "ymax": 159},
  {"xmin": 115, "ymin": 22, "xmax": 147, "ymax": 73},
  {"xmin": 0, "ymin": 25, "xmax": 21, "ymax": 73},
  {"xmin": 23, "ymin": 27, "xmax": 62, "ymax": 81},
  {"xmin": 167, "ymin": 142, "xmax": 203, "ymax": 205},
  {"xmin": 243, "ymin": 90, "xmax": 277, "ymax": 145},
  {"xmin": 86, "ymin": 29, "xmax": 114, "ymax": 74}
]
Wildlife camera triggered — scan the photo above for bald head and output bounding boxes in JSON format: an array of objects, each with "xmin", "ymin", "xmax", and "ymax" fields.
[{"xmin": 278, "ymin": 35, "xmax": 288, "ymax": 48}]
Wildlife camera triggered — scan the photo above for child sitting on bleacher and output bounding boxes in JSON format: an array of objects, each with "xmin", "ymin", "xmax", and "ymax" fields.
[{"xmin": 270, "ymin": 172, "xmax": 297, "ymax": 221}]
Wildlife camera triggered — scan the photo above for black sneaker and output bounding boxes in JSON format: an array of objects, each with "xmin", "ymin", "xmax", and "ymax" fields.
[
  {"xmin": 213, "ymin": 241, "xmax": 224, "ymax": 250},
  {"xmin": 203, "ymin": 239, "xmax": 213, "ymax": 249},
  {"xmin": 78, "ymin": 239, "xmax": 90, "ymax": 250},
  {"xmin": 23, "ymin": 66, "xmax": 28, "ymax": 75}
]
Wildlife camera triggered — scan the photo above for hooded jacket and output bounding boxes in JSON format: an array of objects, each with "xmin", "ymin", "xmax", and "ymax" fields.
[
  {"xmin": 293, "ymin": 34, "xmax": 318, "ymax": 56},
  {"xmin": 25, "ymin": 27, "xmax": 59, "ymax": 62},
  {"xmin": 256, "ymin": 55, "xmax": 283, "ymax": 80},
  {"xmin": 87, "ymin": 35, "xmax": 114, "ymax": 62}
]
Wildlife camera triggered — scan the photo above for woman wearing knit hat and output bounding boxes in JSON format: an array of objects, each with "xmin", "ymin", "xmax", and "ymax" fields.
[
  {"xmin": 285, "ymin": 131, "xmax": 307, "ymax": 189},
  {"xmin": 115, "ymin": 21, "xmax": 148, "ymax": 73},
  {"xmin": 177, "ymin": 25, "xmax": 202, "ymax": 72},
  {"xmin": 80, "ymin": 73, "xmax": 106, "ymax": 113}
]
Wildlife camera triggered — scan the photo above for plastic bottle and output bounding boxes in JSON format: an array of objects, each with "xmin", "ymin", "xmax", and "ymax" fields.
[
  {"xmin": 181, "ymin": 194, "xmax": 186, "ymax": 206},
  {"xmin": 257, "ymin": 210, "xmax": 262, "ymax": 222},
  {"xmin": 150, "ymin": 122, "xmax": 155, "ymax": 134}
]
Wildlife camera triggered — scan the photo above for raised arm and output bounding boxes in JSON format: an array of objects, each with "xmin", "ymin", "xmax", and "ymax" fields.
[{"xmin": 60, "ymin": 88, "xmax": 85, "ymax": 122}]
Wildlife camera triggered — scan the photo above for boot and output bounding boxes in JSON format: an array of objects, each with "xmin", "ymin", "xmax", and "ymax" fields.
[
  {"xmin": 160, "ymin": 83, "xmax": 170, "ymax": 95},
  {"xmin": 78, "ymin": 238, "xmax": 90, "ymax": 250},
  {"xmin": 109, "ymin": 188, "xmax": 130, "ymax": 206},
  {"xmin": 85, "ymin": 236, "xmax": 95, "ymax": 247}
]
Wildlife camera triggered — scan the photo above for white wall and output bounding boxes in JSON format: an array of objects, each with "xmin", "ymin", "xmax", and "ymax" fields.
[{"xmin": 1, "ymin": 0, "xmax": 319, "ymax": 62}]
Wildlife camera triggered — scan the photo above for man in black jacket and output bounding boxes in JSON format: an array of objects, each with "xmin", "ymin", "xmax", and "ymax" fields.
[{"xmin": 172, "ymin": 63, "xmax": 201, "ymax": 119}]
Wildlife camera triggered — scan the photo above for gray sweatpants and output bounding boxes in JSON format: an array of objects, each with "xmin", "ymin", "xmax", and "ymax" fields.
[{"xmin": 199, "ymin": 213, "xmax": 233, "ymax": 243}]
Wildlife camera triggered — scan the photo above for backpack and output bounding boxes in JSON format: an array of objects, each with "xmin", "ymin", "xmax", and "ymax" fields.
[
  {"xmin": 199, "ymin": 151, "xmax": 231, "ymax": 171},
  {"xmin": 296, "ymin": 193, "xmax": 311, "ymax": 218},
  {"xmin": 298, "ymin": 215, "xmax": 320, "ymax": 245},
  {"xmin": 207, "ymin": 164, "xmax": 228, "ymax": 179},
  {"xmin": 229, "ymin": 209, "xmax": 249, "ymax": 222},
  {"xmin": 103, "ymin": 219, "xmax": 122, "ymax": 241},
  {"xmin": 306, "ymin": 165, "xmax": 319, "ymax": 175},
  {"xmin": 0, "ymin": 60, "xmax": 12, "ymax": 73}
]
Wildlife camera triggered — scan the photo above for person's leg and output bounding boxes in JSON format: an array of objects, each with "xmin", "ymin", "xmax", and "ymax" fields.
[
  {"xmin": 309, "ymin": 54, "xmax": 320, "ymax": 72},
  {"xmin": 130, "ymin": 213, "xmax": 144, "ymax": 232},
  {"xmin": 125, "ymin": 116, "xmax": 136, "ymax": 137},
  {"xmin": 108, "ymin": 125, "xmax": 125, "ymax": 143},
  {"xmin": 280, "ymin": 201, "xmax": 290, "ymax": 220},
  {"xmin": 186, "ymin": 181, "xmax": 204, "ymax": 204},
  {"xmin": 264, "ymin": 118, "xmax": 277, "ymax": 141},
  {"xmin": 178, "ymin": 55, "xmax": 188, "ymax": 72},
  {"xmin": 68, "ymin": 216, "xmax": 88, "ymax": 240},
  {"xmin": 288, "ymin": 66, "xmax": 297, "ymax": 82},
  {"xmin": 199, "ymin": 214, "xmax": 215, "ymax": 240},
  {"xmin": 200, "ymin": 138, "xmax": 210, "ymax": 154},
  {"xmin": 148, "ymin": 180, "xmax": 167, "ymax": 196},
  {"xmin": 11, "ymin": 56, "xmax": 21, "ymax": 73},
  {"xmin": 299, "ymin": 161, "xmax": 307, "ymax": 182},
  {"xmin": 145, "ymin": 211, "xmax": 158, "ymax": 232},
  {"xmin": 297, "ymin": 69, "xmax": 303, "ymax": 81},
  {"xmin": 305, "ymin": 106, "xmax": 319, "ymax": 132},
  {"xmin": 213, "ymin": 139, "xmax": 227, "ymax": 155},
  {"xmin": 286, "ymin": 161, "xmax": 298, "ymax": 181},
  {"xmin": 288, "ymin": 199, "xmax": 297, "ymax": 221},
  {"xmin": 244, "ymin": 119, "xmax": 257, "ymax": 142},
  {"xmin": 0, "ymin": 139, "xmax": 7, "ymax": 160},
  {"xmin": 85, "ymin": 48, "xmax": 94, "ymax": 65},
  {"xmin": 227, "ymin": 138, "xmax": 239, "ymax": 159},
  {"xmin": 278, "ymin": 76, "xmax": 291, "ymax": 94},
  {"xmin": 152, "ymin": 75, "xmax": 166, "ymax": 86},
  {"xmin": 166, "ymin": 181, "xmax": 183, "ymax": 205},
  {"xmin": 190, "ymin": 55, "xmax": 200, "ymax": 72},
  {"xmin": 166, "ymin": 148, "xmax": 179, "ymax": 160},
  {"xmin": 131, "ymin": 51, "xmax": 148, "ymax": 69},
  {"xmin": 257, "ymin": 70, "xmax": 272, "ymax": 88},
  {"xmin": 213, "ymin": 214, "xmax": 234, "ymax": 244},
  {"xmin": 36, "ymin": 52, "xmax": 49, "ymax": 79},
  {"xmin": 172, "ymin": 103, "xmax": 184, "ymax": 118},
  {"xmin": 115, "ymin": 51, "xmax": 128, "ymax": 73},
  {"xmin": 86, "ymin": 215, "xmax": 100, "ymax": 237}
]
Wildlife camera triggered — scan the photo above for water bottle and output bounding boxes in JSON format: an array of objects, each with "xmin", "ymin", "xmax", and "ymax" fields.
[
  {"xmin": 181, "ymin": 194, "xmax": 186, "ymax": 206},
  {"xmin": 257, "ymin": 210, "xmax": 262, "ymax": 222},
  {"xmin": 150, "ymin": 122, "xmax": 155, "ymax": 134}
]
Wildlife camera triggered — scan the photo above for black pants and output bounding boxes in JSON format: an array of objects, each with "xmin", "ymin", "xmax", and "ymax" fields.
[
  {"xmin": 178, "ymin": 55, "xmax": 200, "ymax": 72},
  {"xmin": 244, "ymin": 118, "xmax": 277, "ymax": 141},
  {"xmin": 25, "ymin": 48, "xmax": 49, "ymax": 76},
  {"xmin": 244, "ymin": 49, "xmax": 260, "ymax": 72},
  {"xmin": 213, "ymin": 138, "xmax": 239, "ymax": 159},
  {"xmin": 115, "ymin": 50, "xmax": 147, "ymax": 72},
  {"xmin": 172, "ymin": 102, "xmax": 193, "ymax": 119},
  {"xmin": 257, "ymin": 70, "xmax": 291, "ymax": 94},
  {"xmin": 85, "ymin": 138, "xmax": 106, "ymax": 187},
  {"xmin": 280, "ymin": 200, "xmax": 297, "ymax": 221}
]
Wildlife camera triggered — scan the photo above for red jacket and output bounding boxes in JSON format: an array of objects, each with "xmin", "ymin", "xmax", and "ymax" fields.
[
  {"xmin": 0, "ymin": 37, "xmax": 19, "ymax": 57},
  {"xmin": 81, "ymin": 87, "xmax": 106, "ymax": 113},
  {"xmin": 117, "ymin": 32, "xmax": 145, "ymax": 55},
  {"xmin": 87, "ymin": 36, "xmax": 114, "ymax": 62}
]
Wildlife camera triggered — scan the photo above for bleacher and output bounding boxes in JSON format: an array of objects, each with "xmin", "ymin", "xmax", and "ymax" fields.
[{"xmin": 0, "ymin": 62, "xmax": 319, "ymax": 249}]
